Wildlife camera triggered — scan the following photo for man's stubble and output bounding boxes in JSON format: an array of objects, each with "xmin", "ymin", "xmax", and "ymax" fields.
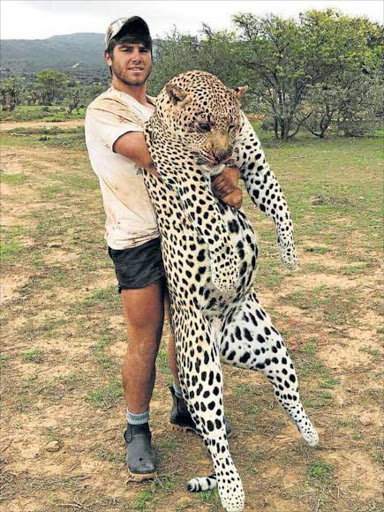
[{"xmin": 112, "ymin": 60, "xmax": 153, "ymax": 87}]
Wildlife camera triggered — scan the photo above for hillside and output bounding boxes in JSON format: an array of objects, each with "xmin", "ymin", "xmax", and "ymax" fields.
[{"xmin": 0, "ymin": 33, "xmax": 106, "ymax": 74}]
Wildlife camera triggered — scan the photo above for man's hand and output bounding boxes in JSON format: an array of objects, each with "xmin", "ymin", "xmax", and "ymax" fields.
[
  {"xmin": 220, "ymin": 188, "xmax": 243, "ymax": 209},
  {"xmin": 212, "ymin": 166, "xmax": 243, "ymax": 209}
]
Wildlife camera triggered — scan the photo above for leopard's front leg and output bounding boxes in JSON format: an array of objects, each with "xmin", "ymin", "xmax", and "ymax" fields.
[
  {"xmin": 233, "ymin": 113, "xmax": 298, "ymax": 270},
  {"xmin": 172, "ymin": 308, "xmax": 244, "ymax": 512}
]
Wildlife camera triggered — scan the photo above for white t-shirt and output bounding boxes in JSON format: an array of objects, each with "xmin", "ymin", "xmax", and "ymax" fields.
[{"xmin": 85, "ymin": 86, "xmax": 159, "ymax": 249}]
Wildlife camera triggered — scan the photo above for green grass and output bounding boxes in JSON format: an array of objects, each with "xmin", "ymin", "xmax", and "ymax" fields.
[
  {"xmin": 71, "ymin": 286, "xmax": 120, "ymax": 316},
  {"xmin": 45, "ymin": 427, "xmax": 60, "ymax": 443},
  {"xmin": 1, "ymin": 122, "xmax": 383, "ymax": 512},
  {"xmin": 2, "ymin": 126, "xmax": 86, "ymax": 150},
  {"xmin": 7, "ymin": 126, "xmax": 83, "ymax": 135},
  {"xmin": 22, "ymin": 349, "xmax": 43, "ymax": 363},
  {"xmin": 0, "ymin": 239, "xmax": 23, "ymax": 262},
  {"xmin": 94, "ymin": 447, "xmax": 125, "ymax": 463},
  {"xmin": 1, "ymin": 173, "xmax": 29, "ymax": 185},
  {"xmin": 198, "ymin": 488, "xmax": 222, "ymax": 507},
  {"xmin": 157, "ymin": 349, "xmax": 173, "ymax": 384},
  {"xmin": 359, "ymin": 346, "xmax": 382, "ymax": 358},
  {"xmin": 319, "ymin": 376, "xmax": 340, "ymax": 389},
  {"xmin": 85, "ymin": 380, "xmax": 123, "ymax": 408},
  {"xmin": 91, "ymin": 334, "xmax": 114, "ymax": 370},
  {"xmin": 1, "ymin": 105, "xmax": 85, "ymax": 122},
  {"xmin": 303, "ymin": 245, "xmax": 331, "ymax": 255},
  {"xmin": 280, "ymin": 286, "xmax": 358, "ymax": 325},
  {"xmin": 245, "ymin": 450, "xmax": 264, "ymax": 472},
  {"xmin": 339, "ymin": 263, "xmax": 373, "ymax": 275},
  {"xmin": 306, "ymin": 460, "xmax": 335, "ymax": 485},
  {"xmin": 249, "ymin": 135, "xmax": 383, "ymax": 256},
  {"xmin": 234, "ymin": 383, "xmax": 261, "ymax": 397},
  {"xmin": 126, "ymin": 478, "xmax": 178, "ymax": 512},
  {"xmin": 304, "ymin": 390, "xmax": 334, "ymax": 409},
  {"xmin": 295, "ymin": 342, "xmax": 331, "ymax": 380}
]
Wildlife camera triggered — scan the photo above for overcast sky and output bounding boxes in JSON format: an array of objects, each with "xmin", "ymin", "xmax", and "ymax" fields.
[{"xmin": 1, "ymin": 0, "xmax": 383, "ymax": 40}]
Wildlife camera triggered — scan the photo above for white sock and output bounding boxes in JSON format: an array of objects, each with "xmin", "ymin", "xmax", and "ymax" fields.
[{"xmin": 127, "ymin": 408, "xmax": 149, "ymax": 425}]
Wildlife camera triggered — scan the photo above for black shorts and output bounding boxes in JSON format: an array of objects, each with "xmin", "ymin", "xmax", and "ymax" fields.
[{"xmin": 108, "ymin": 237, "xmax": 165, "ymax": 293}]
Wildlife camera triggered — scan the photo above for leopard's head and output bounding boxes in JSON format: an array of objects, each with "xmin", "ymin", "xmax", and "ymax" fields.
[{"xmin": 155, "ymin": 71, "xmax": 248, "ymax": 172}]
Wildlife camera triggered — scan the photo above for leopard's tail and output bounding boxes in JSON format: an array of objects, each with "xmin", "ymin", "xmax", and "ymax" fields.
[{"xmin": 187, "ymin": 473, "xmax": 217, "ymax": 492}]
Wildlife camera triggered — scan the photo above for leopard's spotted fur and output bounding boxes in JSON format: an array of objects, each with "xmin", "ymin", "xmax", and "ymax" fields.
[{"xmin": 143, "ymin": 71, "xmax": 318, "ymax": 512}]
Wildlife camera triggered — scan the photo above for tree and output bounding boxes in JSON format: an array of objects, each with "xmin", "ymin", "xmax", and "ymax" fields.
[
  {"xmin": 63, "ymin": 84, "xmax": 84, "ymax": 115},
  {"xmin": 35, "ymin": 70, "xmax": 68, "ymax": 105},
  {"xmin": 234, "ymin": 13, "xmax": 310, "ymax": 140},
  {"xmin": 336, "ymin": 71, "xmax": 384, "ymax": 136},
  {"xmin": 149, "ymin": 26, "xmax": 256, "ymax": 111},
  {"xmin": 149, "ymin": 28, "xmax": 201, "ymax": 95},
  {"xmin": 0, "ymin": 76, "xmax": 23, "ymax": 111},
  {"xmin": 301, "ymin": 11, "xmax": 384, "ymax": 138},
  {"xmin": 233, "ymin": 9, "xmax": 383, "ymax": 140}
]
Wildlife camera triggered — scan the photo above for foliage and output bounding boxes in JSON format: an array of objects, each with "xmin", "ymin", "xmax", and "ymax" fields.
[
  {"xmin": 336, "ymin": 71, "xmax": 384, "ymax": 136},
  {"xmin": 0, "ymin": 76, "xmax": 23, "ymax": 111},
  {"xmin": 149, "ymin": 9, "xmax": 383, "ymax": 140},
  {"xmin": 1, "ymin": 9, "xmax": 383, "ymax": 140},
  {"xmin": 150, "ymin": 26, "xmax": 255, "ymax": 109},
  {"xmin": 233, "ymin": 9, "xmax": 383, "ymax": 140},
  {"xmin": 35, "ymin": 70, "xmax": 69, "ymax": 105}
]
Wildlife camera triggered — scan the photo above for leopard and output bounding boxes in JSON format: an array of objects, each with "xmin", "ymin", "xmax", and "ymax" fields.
[{"xmin": 142, "ymin": 70, "xmax": 319, "ymax": 512}]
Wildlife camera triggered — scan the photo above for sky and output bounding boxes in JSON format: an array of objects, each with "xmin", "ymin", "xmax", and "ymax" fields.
[{"xmin": 1, "ymin": 0, "xmax": 383, "ymax": 40}]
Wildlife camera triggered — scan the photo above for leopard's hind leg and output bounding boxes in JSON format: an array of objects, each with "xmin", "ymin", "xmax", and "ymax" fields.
[
  {"xmin": 172, "ymin": 308, "xmax": 244, "ymax": 512},
  {"xmin": 220, "ymin": 290, "xmax": 319, "ymax": 446}
]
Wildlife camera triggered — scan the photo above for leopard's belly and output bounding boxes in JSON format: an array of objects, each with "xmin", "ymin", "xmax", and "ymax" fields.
[{"xmin": 144, "ymin": 175, "xmax": 258, "ymax": 314}]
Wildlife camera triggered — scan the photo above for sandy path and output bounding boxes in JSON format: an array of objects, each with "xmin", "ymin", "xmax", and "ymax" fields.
[{"xmin": 0, "ymin": 119, "xmax": 85, "ymax": 131}]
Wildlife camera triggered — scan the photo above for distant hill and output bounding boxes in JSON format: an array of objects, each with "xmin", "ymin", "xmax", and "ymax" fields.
[{"xmin": 0, "ymin": 33, "xmax": 106, "ymax": 74}]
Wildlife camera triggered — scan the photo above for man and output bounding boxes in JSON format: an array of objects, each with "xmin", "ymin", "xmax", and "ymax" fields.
[{"xmin": 85, "ymin": 16, "xmax": 242, "ymax": 480}]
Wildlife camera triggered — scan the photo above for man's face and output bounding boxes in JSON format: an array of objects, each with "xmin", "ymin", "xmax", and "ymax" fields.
[{"xmin": 106, "ymin": 42, "xmax": 152, "ymax": 86}]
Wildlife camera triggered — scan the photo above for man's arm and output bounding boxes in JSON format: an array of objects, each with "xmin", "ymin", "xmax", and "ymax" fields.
[
  {"xmin": 114, "ymin": 132, "xmax": 242, "ymax": 206},
  {"xmin": 113, "ymin": 131, "xmax": 157, "ymax": 174}
]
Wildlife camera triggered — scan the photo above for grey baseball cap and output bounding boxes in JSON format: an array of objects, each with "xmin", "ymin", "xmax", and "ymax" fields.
[{"xmin": 104, "ymin": 16, "xmax": 151, "ymax": 50}]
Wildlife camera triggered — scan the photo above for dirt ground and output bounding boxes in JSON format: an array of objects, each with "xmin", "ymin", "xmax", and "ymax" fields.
[
  {"xmin": 1, "ymin": 124, "xmax": 383, "ymax": 512},
  {"xmin": 0, "ymin": 120, "xmax": 85, "ymax": 132}
]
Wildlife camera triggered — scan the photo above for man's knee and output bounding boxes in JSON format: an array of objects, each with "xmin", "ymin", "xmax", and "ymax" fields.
[
  {"xmin": 121, "ymin": 282, "xmax": 165, "ymax": 328},
  {"xmin": 127, "ymin": 322, "xmax": 163, "ymax": 354}
]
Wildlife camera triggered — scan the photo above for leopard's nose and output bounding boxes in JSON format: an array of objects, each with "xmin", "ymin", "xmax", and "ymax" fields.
[{"xmin": 214, "ymin": 149, "xmax": 233, "ymax": 164}]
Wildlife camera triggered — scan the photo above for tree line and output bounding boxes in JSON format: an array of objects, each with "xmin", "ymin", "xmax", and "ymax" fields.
[
  {"xmin": 1, "ymin": 9, "xmax": 383, "ymax": 140},
  {"xmin": 0, "ymin": 70, "xmax": 106, "ymax": 115}
]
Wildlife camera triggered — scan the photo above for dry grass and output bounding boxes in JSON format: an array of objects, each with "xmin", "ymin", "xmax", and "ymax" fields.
[{"xmin": 1, "ymin": 123, "xmax": 383, "ymax": 512}]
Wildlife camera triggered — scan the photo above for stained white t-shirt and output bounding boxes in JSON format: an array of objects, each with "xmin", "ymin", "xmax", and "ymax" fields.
[{"xmin": 85, "ymin": 86, "xmax": 159, "ymax": 249}]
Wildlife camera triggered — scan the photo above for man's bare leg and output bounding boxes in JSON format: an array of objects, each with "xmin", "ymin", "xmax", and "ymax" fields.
[
  {"xmin": 121, "ymin": 279, "xmax": 165, "ymax": 479},
  {"xmin": 121, "ymin": 279, "xmax": 165, "ymax": 413}
]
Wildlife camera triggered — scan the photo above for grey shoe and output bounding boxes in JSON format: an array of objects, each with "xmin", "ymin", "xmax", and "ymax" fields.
[
  {"xmin": 169, "ymin": 385, "xmax": 232, "ymax": 437},
  {"xmin": 124, "ymin": 423, "xmax": 157, "ymax": 480}
]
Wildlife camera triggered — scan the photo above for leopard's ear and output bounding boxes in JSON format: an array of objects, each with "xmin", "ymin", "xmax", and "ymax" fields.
[
  {"xmin": 233, "ymin": 86, "xmax": 249, "ymax": 99},
  {"xmin": 166, "ymin": 84, "xmax": 190, "ymax": 106}
]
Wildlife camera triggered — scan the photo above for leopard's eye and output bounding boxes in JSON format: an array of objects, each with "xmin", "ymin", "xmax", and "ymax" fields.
[
  {"xmin": 197, "ymin": 122, "xmax": 211, "ymax": 132},
  {"xmin": 228, "ymin": 124, "xmax": 236, "ymax": 132}
]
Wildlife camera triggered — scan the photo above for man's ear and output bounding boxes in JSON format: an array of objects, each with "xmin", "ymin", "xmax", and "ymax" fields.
[
  {"xmin": 104, "ymin": 51, "xmax": 112, "ymax": 67},
  {"xmin": 166, "ymin": 84, "xmax": 190, "ymax": 106},
  {"xmin": 233, "ymin": 86, "xmax": 249, "ymax": 99}
]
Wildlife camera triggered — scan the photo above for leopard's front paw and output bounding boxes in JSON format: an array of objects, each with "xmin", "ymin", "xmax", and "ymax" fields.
[
  {"xmin": 279, "ymin": 244, "xmax": 298, "ymax": 271},
  {"xmin": 212, "ymin": 265, "xmax": 238, "ymax": 297},
  {"xmin": 211, "ymin": 253, "xmax": 239, "ymax": 296}
]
